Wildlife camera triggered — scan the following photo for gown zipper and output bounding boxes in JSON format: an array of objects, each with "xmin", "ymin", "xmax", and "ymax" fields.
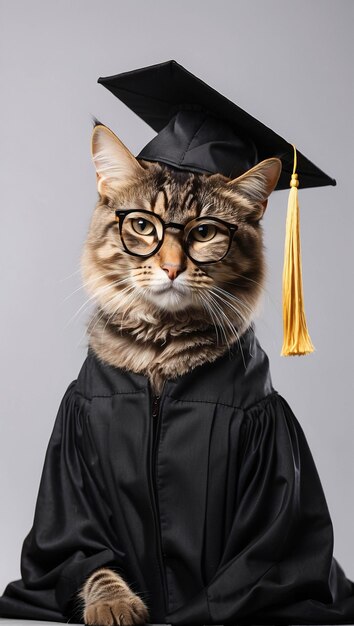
[{"xmin": 149, "ymin": 382, "xmax": 168, "ymax": 615}]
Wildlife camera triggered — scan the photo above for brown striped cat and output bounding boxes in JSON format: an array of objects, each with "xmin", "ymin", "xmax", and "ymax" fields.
[{"xmin": 78, "ymin": 122, "xmax": 281, "ymax": 624}]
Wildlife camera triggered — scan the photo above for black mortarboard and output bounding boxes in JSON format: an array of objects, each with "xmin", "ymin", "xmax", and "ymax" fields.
[
  {"xmin": 97, "ymin": 59, "xmax": 336, "ymax": 190},
  {"xmin": 96, "ymin": 60, "xmax": 337, "ymax": 357}
]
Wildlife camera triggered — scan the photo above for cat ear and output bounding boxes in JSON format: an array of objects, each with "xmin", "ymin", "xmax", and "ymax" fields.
[
  {"xmin": 227, "ymin": 157, "xmax": 282, "ymax": 220},
  {"xmin": 91, "ymin": 124, "xmax": 144, "ymax": 195}
]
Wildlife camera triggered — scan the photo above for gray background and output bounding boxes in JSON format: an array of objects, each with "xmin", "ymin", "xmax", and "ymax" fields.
[{"xmin": 0, "ymin": 0, "xmax": 353, "ymax": 596}]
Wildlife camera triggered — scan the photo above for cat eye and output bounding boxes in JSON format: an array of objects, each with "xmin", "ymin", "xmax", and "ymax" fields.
[
  {"xmin": 114, "ymin": 209, "xmax": 238, "ymax": 264},
  {"xmin": 131, "ymin": 217, "xmax": 156, "ymax": 236},
  {"xmin": 190, "ymin": 223, "xmax": 217, "ymax": 242}
]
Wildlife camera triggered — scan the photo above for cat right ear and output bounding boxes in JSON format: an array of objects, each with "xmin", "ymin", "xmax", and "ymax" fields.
[
  {"xmin": 226, "ymin": 157, "xmax": 282, "ymax": 220},
  {"xmin": 91, "ymin": 124, "xmax": 144, "ymax": 196}
]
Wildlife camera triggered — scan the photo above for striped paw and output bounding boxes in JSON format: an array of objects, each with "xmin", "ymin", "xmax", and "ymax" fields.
[
  {"xmin": 83, "ymin": 595, "xmax": 149, "ymax": 625},
  {"xmin": 80, "ymin": 567, "xmax": 149, "ymax": 625}
]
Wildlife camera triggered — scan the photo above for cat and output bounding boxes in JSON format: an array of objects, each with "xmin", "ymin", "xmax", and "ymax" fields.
[{"xmin": 77, "ymin": 121, "xmax": 281, "ymax": 624}]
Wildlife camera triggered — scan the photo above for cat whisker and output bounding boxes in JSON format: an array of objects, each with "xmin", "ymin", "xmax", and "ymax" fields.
[
  {"xmin": 216, "ymin": 287, "xmax": 254, "ymax": 315},
  {"xmin": 101, "ymin": 288, "xmax": 138, "ymax": 338},
  {"xmin": 87, "ymin": 298, "xmax": 122, "ymax": 338},
  {"xmin": 220, "ymin": 275, "xmax": 279, "ymax": 309},
  {"xmin": 207, "ymin": 292, "xmax": 236, "ymax": 349},
  {"xmin": 79, "ymin": 313, "xmax": 102, "ymax": 348},
  {"xmin": 100, "ymin": 301, "xmax": 121, "ymax": 339},
  {"xmin": 211, "ymin": 285, "xmax": 255, "ymax": 317},
  {"xmin": 210, "ymin": 287, "xmax": 257, "ymax": 344},
  {"xmin": 203, "ymin": 292, "xmax": 232, "ymax": 351},
  {"xmin": 76, "ymin": 284, "xmax": 137, "ymax": 348},
  {"xmin": 100, "ymin": 284, "xmax": 139, "ymax": 338},
  {"xmin": 211, "ymin": 290, "xmax": 246, "ymax": 319},
  {"xmin": 201, "ymin": 291, "xmax": 234, "ymax": 350},
  {"xmin": 62, "ymin": 271, "xmax": 120, "ymax": 302},
  {"xmin": 117, "ymin": 288, "xmax": 138, "ymax": 331},
  {"xmin": 196, "ymin": 291, "xmax": 221, "ymax": 346},
  {"xmin": 65, "ymin": 278, "xmax": 135, "ymax": 329},
  {"xmin": 85, "ymin": 286, "xmax": 135, "ymax": 344},
  {"xmin": 210, "ymin": 289, "xmax": 250, "ymax": 331},
  {"xmin": 207, "ymin": 291, "xmax": 246, "ymax": 367},
  {"xmin": 221, "ymin": 274, "xmax": 264, "ymax": 289},
  {"xmin": 212, "ymin": 283, "xmax": 277, "ymax": 337},
  {"xmin": 209, "ymin": 289, "xmax": 248, "ymax": 364},
  {"xmin": 198, "ymin": 292, "xmax": 222, "ymax": 347},
  {"xmin": 58, "ymin": 266, "xmax": 82, "ymax": 282}
]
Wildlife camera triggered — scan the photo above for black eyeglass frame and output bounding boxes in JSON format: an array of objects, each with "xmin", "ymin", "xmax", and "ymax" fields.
[{"xmin": 114, "ymin": 209, "xmax": 238, "ymax": 265}]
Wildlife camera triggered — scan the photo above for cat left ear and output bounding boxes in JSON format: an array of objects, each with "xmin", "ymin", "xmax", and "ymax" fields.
[
  {"xmin": 227, "ymin": 158, "xmax": 282, "ymax": 220},
  {"xmin": 91, "ymin": 124, "xmax": 144, "ymax": 196}
]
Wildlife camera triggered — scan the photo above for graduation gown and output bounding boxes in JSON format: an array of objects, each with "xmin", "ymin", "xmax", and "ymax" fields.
[{"xmin": 1, "ymin": 325, "xmax": 354, "ymax": 625}]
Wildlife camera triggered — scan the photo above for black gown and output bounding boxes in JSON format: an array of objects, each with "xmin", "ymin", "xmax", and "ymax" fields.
[{"xmin": 1, "ymin": 325, "xmax": 354, "ymax": 624}]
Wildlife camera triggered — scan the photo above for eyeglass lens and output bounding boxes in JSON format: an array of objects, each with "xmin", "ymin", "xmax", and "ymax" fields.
[
  {"xmin": 121, "ymin": 212, "xmax": 163, "ymax": 256},
  {"xmin": 120, "ymin": 211, "xmax": 231, "ymax": 262}
]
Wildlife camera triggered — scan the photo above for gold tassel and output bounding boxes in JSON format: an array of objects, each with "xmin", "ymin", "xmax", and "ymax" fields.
[{"xmin": 281, "ymin": 144, "xmax": 315, "ymax": 356}]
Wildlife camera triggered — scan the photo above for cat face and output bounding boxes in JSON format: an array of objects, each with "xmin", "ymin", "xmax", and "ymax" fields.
[{"xmin": 81, "ymin": 123, "xmax": 281, "ymax": 332}]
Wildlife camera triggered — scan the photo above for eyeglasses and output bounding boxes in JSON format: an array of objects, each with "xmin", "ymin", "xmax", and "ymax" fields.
[{"xmin": 114, "ymin": 209, "xmax": 238, "ymax": 265}]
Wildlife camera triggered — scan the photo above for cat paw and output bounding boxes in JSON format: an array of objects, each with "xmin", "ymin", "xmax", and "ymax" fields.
[{"xmin": 84, "ymin": 594, "xmax": 149, "ymax": 625}]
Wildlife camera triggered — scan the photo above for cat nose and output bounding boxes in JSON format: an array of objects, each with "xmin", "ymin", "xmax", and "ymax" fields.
[{"xmin": 161, "ymin": 262, "xmax": 185, "ymax": 280}]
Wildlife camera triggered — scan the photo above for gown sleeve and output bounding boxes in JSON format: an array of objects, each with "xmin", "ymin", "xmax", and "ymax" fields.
[
  {"xmin": 166, "ymin": 391, "xmax": 354, "ymax": 625},
  {"xmin": 0, "ymin": 380, "xmax": 123, "ymax": 624}
]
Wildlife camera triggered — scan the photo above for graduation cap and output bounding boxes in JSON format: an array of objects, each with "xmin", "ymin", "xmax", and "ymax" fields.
[{"xmin": 97, "ymin": 60, "xmax": 336, "ymax": 356}]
